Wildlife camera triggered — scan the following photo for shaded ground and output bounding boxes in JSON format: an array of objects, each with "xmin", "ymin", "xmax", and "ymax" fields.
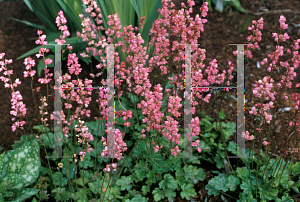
[{"xmin": 0, "ymin": 0, "xmax": 300, "ymax": 201}]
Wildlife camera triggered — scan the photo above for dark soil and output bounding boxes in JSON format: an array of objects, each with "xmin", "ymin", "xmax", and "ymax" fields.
[{"xmin": 1, "ymin": 0, "xmax": 300, "ymax": 201}]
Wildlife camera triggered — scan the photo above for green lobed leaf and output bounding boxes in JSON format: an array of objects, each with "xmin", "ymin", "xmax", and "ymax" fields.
[
  {"xmin": 73, "ymin": 177, "xmax": 89, "ymax": 187},
  {"xmin": 61, "ymin": 160, "xmax": 75, "ymax": 180},
  {"xmin": 236, "ymin": 167, "xmax": 250, "ymax": 180},
  {"xmin": 39, "ymin": 132, "xmax": 54, "ymax": 148},
  {"xmin": 39, "ymin": 166, "xmax": 50, "ymax": 176},
  {"xmin": 51, "ymin": 187, "xmax": 70, "ymax": 201},
  {"xmin": 215, "ymin": 154, "xmax": 224, "ymax": 169},
  {"xmin": 84, "ymin": 120, "xmax": 104, "ymax": 137},
  {"xmin": 152, "ymin": 187, "xmax": 164, "ymax": 201},
  {"xmin": 237, "ymin": 192, "xmax": 258, "ymax": 202},
  {"xmin": 259, "ymin": 187, "xmax": 279, "ymax": 200},
  {"xmin": 146, "ymin": 169, "xmax": 157, "ymax": 185},
  {"xmin": 52, "ymin": 172, "xmax": 68, "ymax": 187},
  {"xmin": 207, "ymin": 175, "xmax": 228, "ymax": 193},
  {"xmin": 163, "ymin": 188, "xmax": 176, "ymax": 202},
  {"xmin": 249, "ymin": 174, "xmax": 262, "ymax": 186},
  {"xmin": 274, "ymin": 194, "xmax": 294, "ymax": 202},
  {"xmin": 78, "ymin": 154, "xmax": 94, "ymax": 169},
  {"xmin": 133, "ymin": 161, "xmax": 148, "ymax": 182},
  {"xmin": 180, "ymin": 183, "xmax": 197, "ymax": 200},
  {"xmin": 227, "ymin": 141, "xmax": 237, "ymax": 154},
  {"xmin": 116, "ymin": 176, "xmax": 132, "ymax": 191},
  {"xmin": 219, "ymin": 110, "xmax": 226, "ymax": 119},
  {"xmin": 290, "ymin": 162, "xmax": 300, "ymax": 176},
  {"xmin": 218, "ymin": 142, "xmax": 224, "ymax": 150},
  {"xmin": 184, "ymin": 165, "xmax": 206, "ymax": 184},
  {"xmin": 205, "ymin": 183, "xmax": 220, "ymax": 196},
  {"xmin": 159, "ymin": 174, "xmax": 177, "ymax": 190},
  {"xmin": 293, "ymin": 179, "xmax": 300, "ymax": 188},
  {"xmin": 128, "ymin": 194, "xmax": 148, "ymax": 202},
  {"xmin": 274, "ymin": 169, "xmax": 289, "ymax": 188},
  {"xmin": 225, "ymin": 175, "xmax": 240, "ymax": 191},
  {"xmin": 88, "ymin": 178, "xmax": 102, "ymax": 195},
  {"xmin": 71, "ymin": 188, "xmax": 88, "ymax": 201},
  {"xmin": 240, "ymin": 178, "xmax": 254, "ymax": 194},
  {"xmin": 33, "ymin": 125, "xmax": 50, "ymax": 133},
  {"xmin": 187, "ymin": 156, "xmax": 201, "ymax": 165},
  {"xmin": 142, "ymin": 185, "xmax": 150, "ymax": 195},
  {"xmin": 209, "ymin": 137, "xmax": 217, "ymax": 147}
]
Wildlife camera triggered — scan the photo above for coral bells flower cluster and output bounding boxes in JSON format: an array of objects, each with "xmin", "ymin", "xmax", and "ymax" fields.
[
  {"xmin": 77, "ymin": 0, "xmax": 106, "ymax": 60},
  {"xmin": 241, "ymin": 131, "xmax": 255, "ymax": 141},
  {"xmin": 251, "ymin": 77, "xmax": 276, "ymax": 124},
  {"xmin": 100, "ymin": 129, "xmax": 127, "ymax": 162},
  {"xmin": 244, "ymin": 15, "xmax": 300, "ymax": 148},
  {"xmin": 292, "ymin": 93, "xmax": 300, "ymax": 111},
  {"xmin": 10, "ymin": 91, "xmax": 26, "ymax": 132},
  {"xmin": 233, "ymin": 17, "xmax": 264, "ymax": 59},
  {"xmin": 120, "ymin": 110, "xmax": 133, "ymax": 127},
  {"xmin": 103, "ymin": 163, "xmax": 117, "ymax": 172},
  {"xmin": 94, "ymin": 86, "xmax": 108, "ymax": 120},
  {"xmin": 147, "ymin": 0, "xmax": 213, "ymax": 153},
  {"xmin": 162, "ymin": 116, "xmax": 181, "ymax": 145},
  {"xmin": 167, "ymin": 96, "xmax": 182, "ymax": 118},
  {"xmin": 73, "ymin": 119, "xmax": 94, "ymax": 162},
  {"xmin": 35, "ymin": 30, "xmax": 53, "ymax": 85},
  {"xmin": 137, "ymin": 84, "xmax": 165, "ymax": 133},
  {"xmin": 23, "ymin": 57, "xmax": 36, "ymax": 78},
  {"xmin": 67, "ymin": 53, "xmax": 82, "ymax": 75},
  {"xmin": 0, "ymin": 53, "xmax": 27, "ymax": 132},
  {"xmin": 73, "ymin": 0, "xmax": 218, "ymax": 158},
  {"xmin": 39, "ymin": 96, "xmax": 49, "ymax": 126},
  {"xmin": 55, "ymin": 10, "xmax": 70, "ymax": 45},
  {"xmin": 286, "ymin": 147, "xmax": 299, "ymax": 155}
]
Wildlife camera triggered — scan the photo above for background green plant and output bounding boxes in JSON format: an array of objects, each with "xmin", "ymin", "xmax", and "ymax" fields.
[
  {"xmin": 8, "ymin": 0, "xmax": 162, "ymax": 78},
  {"xmin": 0, "ymin": 135, "xmax": 40, "ymax": 202},
  {"xmin": 205, "ymin": 0, "xmax": 248, "ymax": 13},
  {"xmin": 197, "ymin": 110, "xmax": 237, "ymax": 169},
  {"xmin": 205, "ymin": 151, "xmax": 300, "ymax": 202}
]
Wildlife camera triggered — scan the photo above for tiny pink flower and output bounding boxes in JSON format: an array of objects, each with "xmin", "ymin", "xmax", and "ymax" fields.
[{"xmin": 262, "ymin": 141, "xmax": 269, "ymax": 146}]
